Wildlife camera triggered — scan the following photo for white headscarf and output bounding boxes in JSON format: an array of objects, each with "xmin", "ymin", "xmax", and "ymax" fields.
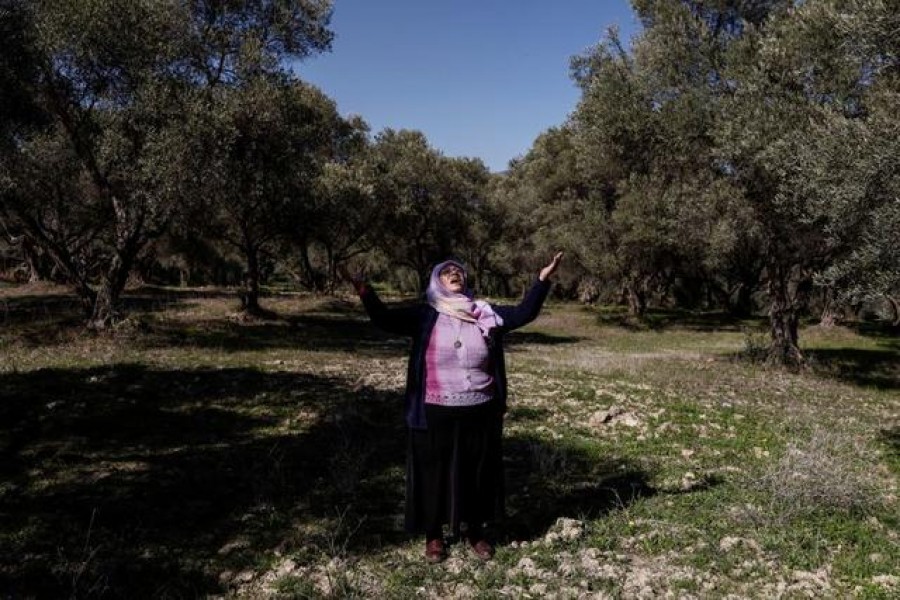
[{"xmin": 425, "ymin": 260, "xmax": 504, "ymax": 336}]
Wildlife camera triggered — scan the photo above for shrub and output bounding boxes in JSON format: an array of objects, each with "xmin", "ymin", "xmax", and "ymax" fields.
[{"xmin": 757, "ymin": 427, "xmax": 880, "ymax": 521}]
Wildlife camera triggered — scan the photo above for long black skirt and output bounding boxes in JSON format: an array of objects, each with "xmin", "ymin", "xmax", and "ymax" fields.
[{"xmin": 405, "ymin": 402, "xmax": 504, "ymax": 537}]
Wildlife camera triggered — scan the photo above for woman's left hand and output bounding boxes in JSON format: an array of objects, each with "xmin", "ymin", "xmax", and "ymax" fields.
[{"xmin": 539, "ymin": 252, "xmax": 563, "ymax": 281}]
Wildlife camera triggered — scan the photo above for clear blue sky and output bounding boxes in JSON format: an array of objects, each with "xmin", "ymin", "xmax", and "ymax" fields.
[{"xmin": 294, "ymin": 0, "xmax": 640, "ymax": 172}]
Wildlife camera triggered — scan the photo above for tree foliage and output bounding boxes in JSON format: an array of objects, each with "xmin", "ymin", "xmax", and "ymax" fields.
[
  {"xmin": 0, "ymin": 0, "xmax": 334, "ymax": 326},
  {"xmin": 1, "ymin": 0, "xmax": 896, "ymax": 351},
  {"xmin": 187, "ymin": 78, "xmax": 343, "ymax": 312},
  {"xmin": 559, "ymin": 0, "xmax": 898, "ymax": 361},
  {"xmin": 369, "ymin": 129, "xmax": 490, "ymax": 292}
]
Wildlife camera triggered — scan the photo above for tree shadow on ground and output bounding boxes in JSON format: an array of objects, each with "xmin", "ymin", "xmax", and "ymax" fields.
[
  {"xmin": 0, "ymin": 289, "xmax": 390, "ymax": 354},
  {"xmin": 131, "ymin": 306, "xmax": 585, "ymax": 355},
  {"xmin": 500, "ymin": 435, "xmax": 657, "ymax": 542},
  {"xmin": 0, "ymin": 289, "xmax": 202, "ymax": 326},
  {"xmin": 0, "ymin": 297, "xmax": 728, "ymax": 597},
  {"xmin": 132, "ymin": 315, "xmax": 409, "ymax": 357},
  {"xmin": 0, "ymin": 286, "xmax": 340, "ymax": 338},
  {"xmin": 805, "ymin": 347, "xmax": 900, "ymax": 390},
  {"xmin": 505, "ymin": 330, "xmax": 586, "ymax": 347},
  {"xmin": 593, "ymin": 307, "xmax": 767, "ymax": 333},
  {"xmin": 0, "ymin": 358, "xmax": 704, "ymax": 598},
  {"xmin": 853, "ymin": 321, "xmax": 900, "ymax": 342},
  {"xmin": 0, "ymin": 293, "xmax": 86, "ymax": 325},
  {"xmin": 0, "ymin": 363, "xmax": 409, "ymax": 599},
  {"xmin": 0, "ymin": 293, "xmax": 202, "ymax": 350},
  {"xmin": 879, "ymin": 427, "xmax": 900, "ymax": 458}
]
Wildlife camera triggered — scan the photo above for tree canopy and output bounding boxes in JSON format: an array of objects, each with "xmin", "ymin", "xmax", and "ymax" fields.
[{"xmin": 1, "ymin": 0, "xmax": 896, "ymax": 357}]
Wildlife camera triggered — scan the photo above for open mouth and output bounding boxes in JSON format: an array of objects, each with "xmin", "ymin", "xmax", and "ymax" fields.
[
  {"xmin": 441, "ymin": 267, "xmax": 464, "ymax": 286},
  {"xmin": 445, "ymin": 275, "xmax": 464, "ymax": 288}
]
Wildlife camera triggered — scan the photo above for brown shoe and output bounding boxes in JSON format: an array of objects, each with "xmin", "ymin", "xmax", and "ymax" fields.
[
  {"xmin": 425, "ymin": 538, "xmax": 446, "ymax": 564},
  {"xmin": 468, "ymin": 539, "xmax": 494, "ymax": 561}
]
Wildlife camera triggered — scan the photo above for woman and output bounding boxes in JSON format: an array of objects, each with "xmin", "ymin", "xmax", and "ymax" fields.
[{"xmin": 344, "ymin": 253, "xmax": 562, "ymax": 563}]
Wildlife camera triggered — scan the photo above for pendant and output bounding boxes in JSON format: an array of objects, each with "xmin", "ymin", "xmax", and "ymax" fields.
[{"xmin": 454, "ymin": 340, "xmax": 462, "ymax": 349}]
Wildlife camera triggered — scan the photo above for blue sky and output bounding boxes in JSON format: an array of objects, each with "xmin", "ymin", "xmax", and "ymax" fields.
[{"xmin": 294, "ymin": 1, "xmax": 640, "ymax": 172}]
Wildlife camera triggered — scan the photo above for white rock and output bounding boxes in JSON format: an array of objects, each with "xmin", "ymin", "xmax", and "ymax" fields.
[
  {"xmin": 234, "ymin": 570, "xmax": 255, "ymax": 583},
  {"xmin": 619, "ymin": 412, "xmax": 641, "ymax": 427},
  {"xmin": 274, "ymin": 559, "xmax": 297, "ymax": 577},
  {"xmin": 872, "ymin": 575, "xmax": 899, "ymax": 589},
  {"xmin": 718, "ymin": 536, "xmax": 761, "ymax": 554}
]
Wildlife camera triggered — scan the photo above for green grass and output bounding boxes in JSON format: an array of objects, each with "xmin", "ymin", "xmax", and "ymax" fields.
[{"xmin": 0, "ymin": 286, "xmax": 898, "ymax": 598}]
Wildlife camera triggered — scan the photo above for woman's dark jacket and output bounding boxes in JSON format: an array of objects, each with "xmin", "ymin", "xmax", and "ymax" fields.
[{"xmin": 358, "ymin": 278, "xmax": 552, "ymax": 430}]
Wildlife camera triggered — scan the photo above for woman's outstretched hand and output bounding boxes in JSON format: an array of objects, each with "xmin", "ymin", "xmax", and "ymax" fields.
[{"xmin": 539, "ymin": 252, "xmax": 564, "ymax": 281}]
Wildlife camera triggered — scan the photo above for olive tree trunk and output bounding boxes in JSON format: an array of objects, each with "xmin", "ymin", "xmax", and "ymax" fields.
[{"xmin": 766, "ymin": 264, "xmax": 809, "ymax": 366}]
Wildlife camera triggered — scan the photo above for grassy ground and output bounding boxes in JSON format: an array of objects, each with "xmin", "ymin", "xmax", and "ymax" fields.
[{"xmin": 0, "ymin": 284, "xmax": 898, "ymax": 598}]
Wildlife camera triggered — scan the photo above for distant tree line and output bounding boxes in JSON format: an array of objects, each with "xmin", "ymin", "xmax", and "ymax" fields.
[{"xmin": 1, "ymin": 0, "xmax": 897, "ymax": 363}]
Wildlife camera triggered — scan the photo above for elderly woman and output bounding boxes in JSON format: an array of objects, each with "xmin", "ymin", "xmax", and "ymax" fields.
[{"xmin": 345, "ymin": 253, "xmax": 562, "ymax": 563}]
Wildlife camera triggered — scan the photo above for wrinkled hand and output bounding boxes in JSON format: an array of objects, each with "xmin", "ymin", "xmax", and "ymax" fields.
[{"xmin": 539, "ymin": 252, "xmax": 563, "ymax": 281}]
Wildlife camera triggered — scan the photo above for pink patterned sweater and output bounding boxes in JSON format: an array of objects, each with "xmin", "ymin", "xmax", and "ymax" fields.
[{"xmin": 424, "ymin": 313, "xmax": 494, "ymax": 406}]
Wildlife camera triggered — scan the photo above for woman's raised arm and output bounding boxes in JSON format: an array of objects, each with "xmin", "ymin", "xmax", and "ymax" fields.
[
  {"xmin": 339, "ymin": 264, "xmax": 420, "ymax": 337},
  {"xmin": 495, "ymin": 252, "xmax": 563, "ymax": 331}
]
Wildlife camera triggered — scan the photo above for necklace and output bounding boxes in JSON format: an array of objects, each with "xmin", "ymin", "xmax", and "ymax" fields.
[{"xmin": 452, "ymin": 317, "xmax": 463, "ymax": 348}]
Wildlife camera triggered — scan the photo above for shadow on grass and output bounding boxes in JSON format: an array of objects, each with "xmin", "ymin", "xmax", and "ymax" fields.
[
  {"xmin": 0, "ymin": 290, "xmax": 204, "ymax": 348},
  {"xmin": 0, "ymin": 361, "xmax": 692, "ymax": 598},
  {"xmin": 0, "ymin": 286, "xmax": 333, "ymax": 334},
  {"xmin": 0, "ymin": 290, "xmax": 382, "ymax": 353},
  {"xmin": 853, "ymin": 320, "xmax": 900, "ymax": 343},
  {"xmin": 133, "ymin": 315, "xmax": 409, "ymax": 356},
  {"xmin": 0, "ymin": 289, "xmax": 201, "ymax": 326},
  {"xmin": 0, "ymin": 297, "xmax": 727, "ymax": 596},
  {"xmin": 593, "ymin": 307, "xmax": 767, "ymax": 333},
  {"xmin": 806, "ymin": 347, "xmax": 900, "ymax": 390},
  {"xmin": 0, "ymin": 363, "xmax": 410, "ymax": 598},
  {"xmin": 501, "ymin": 435, "xmax": 658, "ymax": 542},
  {"xmin": 505, "ymin": 330, "xmax": 586, "ymax": 347},
  {"xmin": 879, "ymin": 427, "xmax": 900, "ymax": 457},
  {"xmin": 133, "ymin": 310, "xmax": 585, "ymax": 355}
]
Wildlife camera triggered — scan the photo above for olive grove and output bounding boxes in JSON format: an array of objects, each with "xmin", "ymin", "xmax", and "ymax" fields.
[{"xmin": 1, "ymin": 0, "xmax": 896, "ymax": 360}]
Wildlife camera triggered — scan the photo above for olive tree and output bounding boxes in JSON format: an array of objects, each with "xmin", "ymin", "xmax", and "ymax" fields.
[
  {"xmin": 294, "ymin": 115, "xmax": 377, "ymax": 292},
  {"xmin": 0, "ymin": 0, "xmax": 333, "ymax": 327},
  {"xmin": 485, "ymin": 126, "xmax": 589, "ymax": 298},
  {"xmin": 369, "ymin": 129, "xmax": 490, "ymax": 291},
  {"xmin": 569, "ymin": 2, "xmax": 763, "ymax": 316},
  {"xmin": 771, "ymin": 2, "xmax": 900, "ymax": 324},
  {"xmin": 189, "ymin": 78, "xmax": 342, "ymax": 313},
  {"xmin": 717, "ymin": 0, "xmax": 898, "ymax": 361}
]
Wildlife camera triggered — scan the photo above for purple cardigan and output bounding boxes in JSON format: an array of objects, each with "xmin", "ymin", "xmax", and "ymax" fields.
[{"xmin": 358, "ymin": 279, "xmax": 552, "ymax": 429}]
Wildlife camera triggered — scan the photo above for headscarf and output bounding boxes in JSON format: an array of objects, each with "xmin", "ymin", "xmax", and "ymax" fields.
[{"xmin": 426, "ymin": 259, "xmax": 504, "ymax": 336}]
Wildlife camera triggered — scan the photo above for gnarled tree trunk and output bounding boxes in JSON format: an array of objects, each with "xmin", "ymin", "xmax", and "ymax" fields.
[
  {"xmin": 766, "ymin": 264, "xmax": 809, "ymax": 366},
  {"xmin": 886, "ymin": 295, "xmax": 900, "ymax": 327},
  {"xmin": 240, "ymin": 244, "xmax": 262, "ymax": 314},
  {"xmin": 298, "ymin": 240, "xmax": 326, "ymax": 292},
  {"xmin": 88, "ymin": 283, "xmax": 118, "ymax": 330},
  {"xmin": 819, "ymin": 287, "xmax": 841, "ymax": 327},
  {"xmin": 87, "ymin": 251, "xmax": 136, "ymax": 330},
  {"xmin": 731, "ymin": 282, "xmax": 755, "ymax": 318},
  {"xmin": 626, "ymin": 285, "xmax": 647, "ymax": 317},
  {"xmin": 624, "ymin": 274, "xmax": 650, "ymax": 317}
]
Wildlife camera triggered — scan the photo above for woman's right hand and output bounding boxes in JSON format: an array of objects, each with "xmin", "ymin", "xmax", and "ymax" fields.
[{"xmin": 539, "ymin": 251, "xmax": 564, "ymax": 281}]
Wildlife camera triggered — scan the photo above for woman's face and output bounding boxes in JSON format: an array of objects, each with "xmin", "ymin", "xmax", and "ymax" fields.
[{"xmin": 439, "ymin": 264, "xmax": 465, "ymax": 294}]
